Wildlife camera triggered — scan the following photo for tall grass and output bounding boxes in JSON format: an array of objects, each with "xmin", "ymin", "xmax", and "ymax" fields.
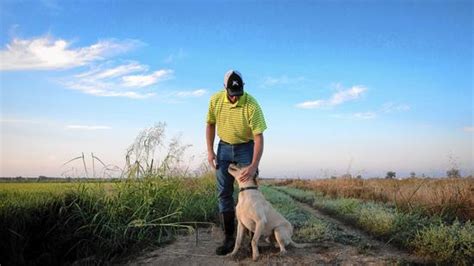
[
  {"xmin": 280, "ymin": 177, "xmax": 474, "ymax": 221},
  {"xmin": 0, "ymin": 174, "xmax": 217, "ymax": 265}
]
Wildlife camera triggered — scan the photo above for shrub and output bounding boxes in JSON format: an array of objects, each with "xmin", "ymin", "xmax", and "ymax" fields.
[
  {"xmin": 389, "ymin": 211, "xmax": 431, "ymax": 248},
  {"xmin": 413, "ymin": 221, "xmax": 473, "ymax": 265},
  {"xmin": 294, "ymin": 218, "xmax": 329, "ymax": 242},
  {"xmin": 320, "ymin": 197, "xmax": 360, "ymax": 218},
  {"xmin": 358, "ymin": 203, "xmax": 395, "ymax": 237}
]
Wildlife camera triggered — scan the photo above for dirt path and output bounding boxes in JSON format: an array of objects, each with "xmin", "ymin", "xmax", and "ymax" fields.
[
  {"xmin": 292, "ymin": 199, "xmax": 422, "ymax": 263},
  {"xmin": 123, "ymin": 199, "xmax": 425, "ymax": 265}
]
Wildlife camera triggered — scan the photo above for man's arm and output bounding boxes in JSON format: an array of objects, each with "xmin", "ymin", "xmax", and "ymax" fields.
[
  {"xmin": 240, "ymin": 133, "xmax": 264, "ymax": 182},
  {"xmin": 206, "ymin": 123, "xmax": 217, "ymax": 169}
]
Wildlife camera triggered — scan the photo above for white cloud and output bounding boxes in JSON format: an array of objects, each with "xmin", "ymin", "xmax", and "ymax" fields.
[
  {"xmin": 122, "ymin": 69, "xmax": 173, "ymax": 87},
  {"xmin": 330, "ymin": 86, "xmax": 366, "ymax": 105},
  {"xmin": 68, "ymin": 85, "xmax": 156, "ymax": 99},
  {"xmin": 295, "ymin": 100, "xmax": 325, "ymax": 109},
  {"xmin": 331, "ymin": 101, "xmax": 410, "ymax": 120},
  {"xmin": 0, "ymin": 118, "xmax": 42, "ymax": 124},
  {"xmin": 0, "ymin": 36, "xmax": 140, "ymax": 71},
  {"xmin": 76, "ymin": 62, "xmax": 147, "ymax": 79},
  {"xmin": 331, "ymin": 112, "xmax": 377, "ymax": 120},
  {"xmin": 353, "ymin": 112, "xmax": 377, "ymax": 119},
  {"xmin": 1, "ymin": 34, "xmax": 172, "ymax": 99},
  {"xmin": 296, "ymin": 85, "xmax": 367, "ymax": 109},
  {"xmin": 175, "ymin": 89, "xmax": 207, "ymax": 97},
  {"xmin": 64, "ymin": 63, "xmax": 171, "ymax": 99},
  {"xmin": 40, "ymin": 0, "xmax": 61, "ymax": 11},
  {"xmin": 164, "ymin": 48, "xmax": 186, "ymax": 63},
  {"xmin": 464, "ymin": 127, "xmax": 474, "ymax": 132},
  {"xmin": 66, "ymin": 125, "xmax": 111, "ymax": 130},
  {"xmin": 381, "ymin": 102, "xmax": 411, "ymax": 113},
  {"xmin": 260, "ymin": 75, "xmax": 306, "ymax": 88}
]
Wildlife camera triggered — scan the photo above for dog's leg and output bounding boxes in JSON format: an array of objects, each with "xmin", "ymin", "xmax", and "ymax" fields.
[
  {"xmin": 251, "ymin": 220, "xmax": 264, "ymax": 261},
  {"xmin": 228, "ymin": 220, "xmax": 244, "ymax": 257},
  {"xmin": 274, "ymin": 228, "xmax": 288, "ymax": 255}
]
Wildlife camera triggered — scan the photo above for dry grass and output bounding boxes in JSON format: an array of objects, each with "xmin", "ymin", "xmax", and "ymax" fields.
[{"xmin": 279, "ymin": 177, "xmax": 474, "ymax": 221}]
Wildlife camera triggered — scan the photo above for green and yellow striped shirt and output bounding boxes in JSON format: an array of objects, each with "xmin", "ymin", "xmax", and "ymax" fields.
[{"xmin": 207, "ymin": 89, "xmax": 267, "ymax": 144}]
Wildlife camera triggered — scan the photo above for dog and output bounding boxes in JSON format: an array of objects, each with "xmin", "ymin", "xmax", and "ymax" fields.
[{"xmin": 227, "ymin": 163, "xmax": 312, "ymax": 261}]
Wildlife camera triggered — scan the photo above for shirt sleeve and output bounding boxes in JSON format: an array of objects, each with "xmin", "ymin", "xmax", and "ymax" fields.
[
  {"xmin": 249, "ymin": 102, "xmax": 267, "ymax": 135},
  {"xmin": 206, "ymin": 98, "xmax": 216, "ymax": 124}
]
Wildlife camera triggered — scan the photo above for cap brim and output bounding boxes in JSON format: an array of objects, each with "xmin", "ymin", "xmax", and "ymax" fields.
[{"xmin": 227, "ymin": 88, "xmax": 243, "ymax": 96}]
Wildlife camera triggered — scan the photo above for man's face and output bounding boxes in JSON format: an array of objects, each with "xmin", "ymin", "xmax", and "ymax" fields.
[{"xmin": 227, "ymin": 93, "xmax": 239, "ymax": 103}]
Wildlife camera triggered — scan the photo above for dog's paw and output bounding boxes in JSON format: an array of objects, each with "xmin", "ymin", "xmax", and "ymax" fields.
[
  {"xmin": 226, "ymin": 251, "xmax": 237, "ymax": 258},
  {"xmin": 279, "ymin": 250, "xmax": 288, "ymax": 256},
  {"xmin": 252, "ymin": 255, "xmax": 259, "ymax": 262}
]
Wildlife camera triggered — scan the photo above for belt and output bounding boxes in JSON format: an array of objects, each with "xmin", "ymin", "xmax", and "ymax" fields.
[{"xmin": 219, "ymin": 140, "xmax": 254, "ymax": 146}]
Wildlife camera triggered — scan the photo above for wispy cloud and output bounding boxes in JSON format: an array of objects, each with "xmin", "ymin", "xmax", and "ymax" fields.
[
  {"xmin": 464, "ymin": 126, "xmax": 474, "ymax": 133},
  {"xmin": 353, "ymin": 112, "xmax": 377, "ymax": 119},
  {"xmin": 66, "ymin": 125, "xmax": 111, "ymax": 130},
  {"xmin": 164, "ymin": 48, "xmax": 186, "ymax": 63},
  {"xmin": 260, "ymin": 75, "xmax": 306, "ymax": 88},
  {"xmin": 332, "ymin": 102, "xmax": 410, "ymax": 120},
  {"xmin": 64, "ymin": 63, "xmax": 173, "ymax": 99},
  {"xmin": 76, "ymin": 62, "xmax": 147, "ymax": 79},
  {"xmin": 0, "ymin": 118, "xmax": 42, "ymax": 124},
  {"xmin": 122, "ymin": 69, "xmax": 173, "ymax": 87},
  {"xmin": 0, "ymin": 35, "xmax": 141, "ymax": 71},
  {"xmin": 2, "ymin": 116, "xmax": 113, "ymax": 130},
  {"xmin": 381, "ymin": 102, "xmax": 411, "ymax": 113},
  {"xmin": 331, "ymin": 112, "xmax": 377, "ymax": 120},
  {"xmin": 40, "ymin": 0, "xmax": 61, "ymax": 11},
  {"xmin": 296, "ymin": 85, "xmax": 367, "ymax": 109},
  {"xmin": 175, "ymin": 89, "xmax": 207, "ymax": 97}
]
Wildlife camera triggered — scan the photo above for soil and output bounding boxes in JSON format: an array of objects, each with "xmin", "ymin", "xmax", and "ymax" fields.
[{"xmin": 121, "ymin": 201, "xmax": 426, "ymax": 265}]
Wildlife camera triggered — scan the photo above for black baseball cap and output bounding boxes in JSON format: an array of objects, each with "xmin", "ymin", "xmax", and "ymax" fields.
[{"xmin": 224, "ymin": 70, "xmax": 244, "ymax": 96}]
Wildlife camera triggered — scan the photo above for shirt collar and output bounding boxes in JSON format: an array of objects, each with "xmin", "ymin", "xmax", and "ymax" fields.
[{"xmin": 222, "ymin": 89, "xmax": 245, "ymax": 107}]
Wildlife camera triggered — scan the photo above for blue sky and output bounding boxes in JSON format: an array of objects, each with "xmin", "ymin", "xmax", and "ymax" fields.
[{"xmin": 1, "ymin": 0, "xmax": 472, "ymax": 178}]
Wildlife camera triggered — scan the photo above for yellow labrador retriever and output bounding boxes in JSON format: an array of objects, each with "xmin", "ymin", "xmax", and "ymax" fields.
[{"xmin": 227, "ymin": 163, "xmax": 311, "ymax": 261}]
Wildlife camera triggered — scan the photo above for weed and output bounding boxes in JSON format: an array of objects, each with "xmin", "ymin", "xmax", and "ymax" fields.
[
  {"xmin": 358, "ymin": 203, "xmax": 395, "ymax": 237},
  {"xmin": 413, "ymin": 221, "xmax": 474, "ymax": 265}
]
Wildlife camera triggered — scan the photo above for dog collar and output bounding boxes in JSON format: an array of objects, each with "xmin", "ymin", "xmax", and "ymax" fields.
[{"xmin": 239, "ymin": 186, "xmax": 258, "ymax": 192}]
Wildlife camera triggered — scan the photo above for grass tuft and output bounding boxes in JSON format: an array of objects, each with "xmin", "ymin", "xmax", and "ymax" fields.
[{"xmin": 412, "ymin": 221, "xmax": 474, "ymax": 265}]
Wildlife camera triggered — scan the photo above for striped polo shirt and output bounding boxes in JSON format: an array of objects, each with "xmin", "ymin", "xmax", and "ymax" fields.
[{"xmin": 207, "ymin": 89, "xmax": 267, "ymax": 144}]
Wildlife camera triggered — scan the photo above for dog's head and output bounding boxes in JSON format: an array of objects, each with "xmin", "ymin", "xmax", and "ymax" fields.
[{"xmin": 228, "ymin": 163, "xmax": 258, "ymax": 186}]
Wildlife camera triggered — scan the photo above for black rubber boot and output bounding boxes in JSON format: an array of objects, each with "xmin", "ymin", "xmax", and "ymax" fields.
[{"xmin": 215, "ymin": 211, "xmax": 235, "ymax": 255}]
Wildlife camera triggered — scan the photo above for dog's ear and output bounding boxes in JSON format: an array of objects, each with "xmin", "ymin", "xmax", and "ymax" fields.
[
  {"xmin": 228, "ymin": 163, "xmax": 239, "ymax": 171},
  {"xmin": 228, "ymin": 163, "xmax": 240, "ymax": 177},
  {"xmin": 253, "ymin": 169, "xmax": 259, "ymax": 185}
]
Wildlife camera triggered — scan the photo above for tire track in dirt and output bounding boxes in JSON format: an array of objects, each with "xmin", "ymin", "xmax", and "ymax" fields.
[
  {"xmin": 121, "ymin": 226, "xmax": 417, "ymax": 266},
  {"xmin": 288, "ymin": 195, "xmax": 423, "ymax": 264},
  {"xmin": 121, "ymin": 187, "xmax": 426, "ymax": 265}
]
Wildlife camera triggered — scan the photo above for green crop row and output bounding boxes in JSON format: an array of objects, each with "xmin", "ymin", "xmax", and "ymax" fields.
[
  {"xmin": 260, "ymin": 186, "xmax": 331, "ymax": 243},
  {"xmin": 0, "ymin": 174, "xmax": 218, "ymax": 265},
  {"xmin": 274, "ymin": 186, "xmax": 473, "ymax": 265}
]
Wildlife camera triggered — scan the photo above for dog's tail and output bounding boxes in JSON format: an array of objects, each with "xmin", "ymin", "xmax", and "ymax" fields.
[{"xmin": 289, "ymin": 240, "xmax": 314, "ymax": 248}]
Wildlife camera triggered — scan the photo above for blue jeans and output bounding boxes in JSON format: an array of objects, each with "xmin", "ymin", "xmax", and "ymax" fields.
[{"xmin": 216, "ymin": 140, "xmax": 254, "ymax": 213}]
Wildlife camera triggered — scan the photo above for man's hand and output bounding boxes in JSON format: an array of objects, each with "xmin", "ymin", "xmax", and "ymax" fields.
[
  {"xmin": 239, "ymin": 164, "xmax": 258, "ymax": 182},
  {"xmin": 208, "ymin": 151, "xmax": 217, "ymax": 169}
]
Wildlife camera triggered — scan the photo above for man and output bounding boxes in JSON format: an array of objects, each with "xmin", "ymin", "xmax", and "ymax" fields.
[{"xmin": 206, "ymin": 70, "xmax": 267, "ymax": 255}]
